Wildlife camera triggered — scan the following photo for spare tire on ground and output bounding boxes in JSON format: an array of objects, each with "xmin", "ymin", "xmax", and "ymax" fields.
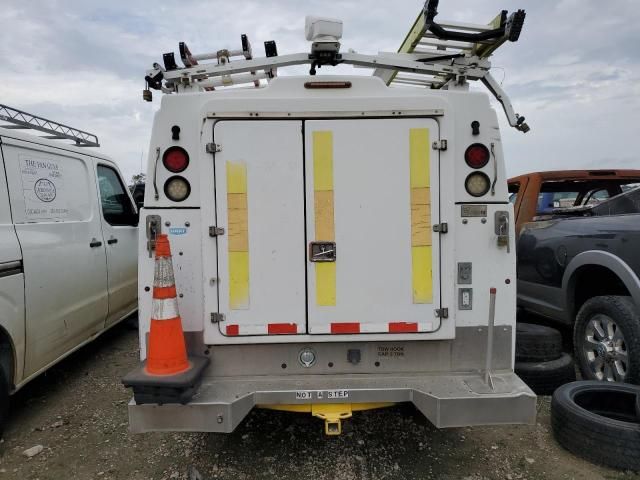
[
  {"xmin": 516, "ymin": 322, "xmax": 563, "ymax": 362},
  {"xmin": 515, "ymin": 352, "xmax": 576, "ymax": 395},
  {"xmin": 551, "ymin": 381, "xmax": 640, "ymax": 471}
]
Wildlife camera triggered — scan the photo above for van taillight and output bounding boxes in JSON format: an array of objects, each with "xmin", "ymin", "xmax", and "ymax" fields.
[
  {"xmin": 163, "ymin": 147, "xmax": 190, "ymax": 173},
  {"xmin": 164, "ymin": 176, "xmax": 191, "ymax": 202},
  {"xmin": 465, "ymin": 172, "xmax": 491, "ymax": 197},
  {"xmin": 464, "ymin": 143, "xmax": 490, "ymax": 169}
]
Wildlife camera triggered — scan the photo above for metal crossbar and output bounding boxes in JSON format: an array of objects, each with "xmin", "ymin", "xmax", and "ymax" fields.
[
  {"xmin": 0, "ymin": 104, "xmax": 100, "ymax": 147},
  {"xmin": 142, "ymin": 1, "xmax": 529, "ymax": 132}
]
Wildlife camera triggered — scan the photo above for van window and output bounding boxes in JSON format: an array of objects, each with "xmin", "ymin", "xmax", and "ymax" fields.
[{"xmin": 97, "ymin": 165, "xmax": 137, "ymax": 226}]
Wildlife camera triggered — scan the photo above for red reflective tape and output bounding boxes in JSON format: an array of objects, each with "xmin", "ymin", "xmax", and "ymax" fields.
[
  {"xmin": 490, "ymin": 287, "xmax": 497, "ymax": 294},
  {"xmin": 226, "ymin": 324, "xmax": 239, "ymax": 336},
  {"xmin": 331, "ymin": 323, "xmax": 360, "ymax": 334},
  {"xmin": 153, "ymin": 285, "xmax": 177, "ymax": 299},
  {"xmin": 268, "ymin": 323, "xmax": 298, "ymax": 335},
  {"xmin": 389, "ymin": 322, "xmax": 418, "ymax": 333}
]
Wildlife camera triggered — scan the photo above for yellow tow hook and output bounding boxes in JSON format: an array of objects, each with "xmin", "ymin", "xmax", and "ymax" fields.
[{"xmin": 311, "ymin": 403, "xmax": 353, "ymax": 435}]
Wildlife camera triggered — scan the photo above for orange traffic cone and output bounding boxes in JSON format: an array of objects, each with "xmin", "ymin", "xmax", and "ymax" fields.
[{"xmin": 145, "ymin": 234, "xmax": 190, "ymax": 375}]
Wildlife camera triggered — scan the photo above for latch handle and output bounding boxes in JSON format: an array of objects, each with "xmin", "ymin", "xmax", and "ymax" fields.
[
  {"xmin": 309, "ymin": 242, "xmax": 336, "ymax": 262},
  {"xmin": 494, "ymin": 211, "xmax": 510, "ymax": 253},
  {"xmin": 146, "ymin": 215, "xmax": 162, "ymax": 258}
]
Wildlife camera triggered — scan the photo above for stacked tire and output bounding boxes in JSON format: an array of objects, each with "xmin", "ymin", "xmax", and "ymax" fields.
[{"xmin": 515, "ymin": 323, "xmax": 576, "ymax": 395}]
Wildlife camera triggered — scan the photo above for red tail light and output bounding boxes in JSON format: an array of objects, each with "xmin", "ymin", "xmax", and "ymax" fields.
[
  {"xmin": 465, "ymin": 143, "xmax": 490, "ymax": 169},
  {"xmin": 162, "ymin": 147, "xmax": 189, "ymax": 173}
]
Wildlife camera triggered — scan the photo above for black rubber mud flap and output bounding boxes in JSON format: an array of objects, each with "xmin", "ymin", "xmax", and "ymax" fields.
[
  {"xmin": 551, "ymin": 381, "xmax": 640, "ymax": 471},
  {"xmin": 122, "ymin": 356, "xmax": 209, "ymax": 405}
]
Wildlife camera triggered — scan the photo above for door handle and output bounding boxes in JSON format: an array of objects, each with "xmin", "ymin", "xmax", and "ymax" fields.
[
  {"xmin": 107, "ymin": 237, "xmax": 118, "ymax": 245},
  {"xmin": 309, "ymin": 242, "xmax": 336, "ymax": 262},
  {"xmin": 89, "ymin": 238, "xmax": 103, "ymax": 248}
]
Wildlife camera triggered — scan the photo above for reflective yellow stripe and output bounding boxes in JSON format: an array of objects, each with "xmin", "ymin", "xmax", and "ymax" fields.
[
  {"xmin": 228, "ymin": 251, "xmax": 249, "ymax": 309},
  {"xmin": 409, "ymin": 129, "xmax": 433, "ymax": 304},
  {"xmin": 411, "ymin": 245, "xmax": 433, "ymax": 303},
  {"xmin": 227, "ymin": 161, "xmax": 249, "ymax": 310},
  {"xmin": 410, "ymin": 129, "xmax": 430, "ymax": 188},
  {"xmin": 313, "ymin": 131, "xmax": 336, "ymax": 306},
  {"xmin": 316, "ymin": 262, "xmax": 336, "ymax": 306},
  {"xmin": 313, "ymin": 132, "xmax": 334, "ymax": 192},
  {"xmin": 227, "ymin": 161, "xmax": 248, "ymax": 194}
]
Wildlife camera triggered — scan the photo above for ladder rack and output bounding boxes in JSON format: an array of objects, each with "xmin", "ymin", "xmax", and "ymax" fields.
[
  {"xmin": 373, "ymin": 0, "xmax": 525, "ymax": 89},
  {"xmin": 0, "ymin": 104, "xmax": 100, "ymax": 147},
  {"xmin": 142, "ymin": 1, "xmax": 529, "ymax": 133}
]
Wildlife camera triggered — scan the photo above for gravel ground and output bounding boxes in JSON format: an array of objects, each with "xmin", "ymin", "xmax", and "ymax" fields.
[{"xmin": 0, "ymin": 319, "xmax": 638, "ymax": 480}]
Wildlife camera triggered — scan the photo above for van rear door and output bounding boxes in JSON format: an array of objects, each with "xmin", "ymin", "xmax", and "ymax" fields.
[{"xmin": 305, "ymin": 119, "xmax": 441, "ymax": 334}]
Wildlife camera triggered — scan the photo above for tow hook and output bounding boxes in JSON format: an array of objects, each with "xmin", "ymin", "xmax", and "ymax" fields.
[{"xmin": 311, "ymin": 404, "xmax": 353, "ymax": 435}]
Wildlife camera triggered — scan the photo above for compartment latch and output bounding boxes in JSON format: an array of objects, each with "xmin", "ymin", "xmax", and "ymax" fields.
[
  {"xmin": 494, "ymin": 211, "xmax": 510, "ymax": 252},
  {"xmin": 145, "ymin": 215, "xmax": 161, "ymax": 258}
]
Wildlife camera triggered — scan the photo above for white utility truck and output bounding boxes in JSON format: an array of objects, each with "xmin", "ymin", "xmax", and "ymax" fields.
[
  {"xmin": 126, "ymin": 1, "xmax": 535, "ymax": 435},
  {"xmin": 0, "ymin": 105, "xmax": 138, "ymax": 433}
]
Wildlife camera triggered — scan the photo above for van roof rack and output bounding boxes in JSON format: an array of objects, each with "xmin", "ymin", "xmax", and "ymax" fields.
[
  {"xmin": 0, "ymin": 104, "xmax": 100, "ymax": 147},
  {"xmin": 143, "ymin": 1, "xmax": 528, "ymax": 133}
]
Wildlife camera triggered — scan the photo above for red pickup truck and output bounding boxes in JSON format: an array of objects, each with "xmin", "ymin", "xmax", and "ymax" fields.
[{"xmin": 509, "ymin": 169, "xmax": 640, "ymax": 234}]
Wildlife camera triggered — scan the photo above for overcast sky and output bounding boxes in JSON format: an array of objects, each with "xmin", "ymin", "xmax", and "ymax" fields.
[{"xmin": 1, "ymin": 0, "xmax": 639, "ymax": 182}]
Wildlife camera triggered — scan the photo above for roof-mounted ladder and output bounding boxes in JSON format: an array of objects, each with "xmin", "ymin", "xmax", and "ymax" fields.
[
  {"xmin": 142, "ymin": 1, "xmax": 529, "ymax": 132},
  {"xmin": 0, "ymin": 104, "xmax": 100, "ymax": 147},
  {"xmin": 373, "ymin": 0, "xmax": 528, "ymax": 132}
]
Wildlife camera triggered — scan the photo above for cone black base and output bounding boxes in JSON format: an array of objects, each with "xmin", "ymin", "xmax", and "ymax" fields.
[{"xmin": 123, "ymin": 356, "xmax": 209, "ymax": 405}]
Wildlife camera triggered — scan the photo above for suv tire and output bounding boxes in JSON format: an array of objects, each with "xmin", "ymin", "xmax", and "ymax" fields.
[
  {"xmin": 574, "ymin": 296, "xmax": 640, "ymax": 384},
  {"xmin": 551, "ymin": 381, "xmax": 640, "ymax": 471}
]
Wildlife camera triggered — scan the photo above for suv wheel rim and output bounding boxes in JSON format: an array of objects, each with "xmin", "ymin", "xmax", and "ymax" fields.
[{"xmin": 584, "ymin": 313, "xmax": 628, "ymax": 382}]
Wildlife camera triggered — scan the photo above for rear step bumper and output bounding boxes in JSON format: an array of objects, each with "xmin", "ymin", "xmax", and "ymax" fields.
[{"xmin": 128, "ymin": 372, "xmax": 536, "ymax": 432}]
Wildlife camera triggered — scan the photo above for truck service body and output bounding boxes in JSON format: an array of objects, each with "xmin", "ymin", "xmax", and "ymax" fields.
[{"xmin": 127, "ymin": 6, "xmax": 536, "ymax": 433}]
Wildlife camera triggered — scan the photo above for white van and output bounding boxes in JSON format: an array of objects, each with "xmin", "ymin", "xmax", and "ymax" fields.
[
  {"xmin": 0, "ymin": 105, "xmax": 138, "ymax": 433},
  {"xmin": 126, "ymin": 4, "xmax": 535, "ymax": 435}
]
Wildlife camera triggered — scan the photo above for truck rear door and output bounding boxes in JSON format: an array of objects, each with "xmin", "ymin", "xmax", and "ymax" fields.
[
  {"xmin": 212, "ymin": 121, "xmax": 307, "ymax": 336},
  {"xmin": 305, "ymin": 119, "xmax": 441, "ymax": 334},
  {"xmin": 209, "ymin": 118, "xmax": 441, "ymax": 340}
]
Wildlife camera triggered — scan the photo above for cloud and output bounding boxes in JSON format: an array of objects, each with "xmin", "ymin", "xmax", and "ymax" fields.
[{"xmin": 1, "ymin": 0, "xmax": 639, "ymax": 182}]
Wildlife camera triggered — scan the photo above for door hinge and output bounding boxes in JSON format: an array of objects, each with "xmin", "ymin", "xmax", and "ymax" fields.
[
  {"xmin": 209, "ymin": 226, "xmax": 225, "ymax": 237},
  {"xmin": 435, "ymin": 308, "xmax": 449, "ymax": 319},
  {"xmin": 432, "ymin": 139, "xmax": 448, "ymax": 151},
  {"xmin": 211, "ymin": 312, "xmax": 225, "ymax": 323},
  {"xmin": 206, "ymin": 142, "xmax": 222, "ymax": 154},
  {"xmin": 432, "ymin": 222, "xmax": 448, "ymax": 234}
]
